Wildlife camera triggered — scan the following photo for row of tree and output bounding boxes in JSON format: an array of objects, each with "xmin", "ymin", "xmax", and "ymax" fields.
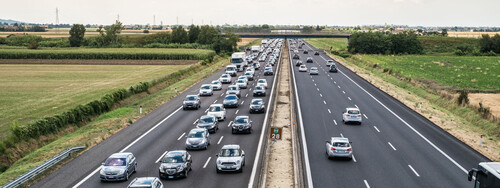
[
  {"xmin": 348, "ymin": 31, "xmax": 423, "ymax": 54},
  {"xmin": 479, "ymin": 34, "xmax": 500, "ymax": 53}
]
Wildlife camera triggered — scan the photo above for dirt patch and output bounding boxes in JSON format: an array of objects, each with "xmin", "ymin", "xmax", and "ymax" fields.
[
  {"xmin": 237, "ymin": 38, "xmax": 259, "ymax": 46},
  {"xmin": 0, "ymin": 59, "xmax": 198, "ymax": 65},
  {"xmin": 468, "ymin": 93, "xmax": 500, "ymax": 118}
]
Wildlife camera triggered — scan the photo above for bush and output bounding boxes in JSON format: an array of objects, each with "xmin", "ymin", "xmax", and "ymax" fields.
[
  {"xmin": 456, "ymin": 44, "xmax": 474, "ymax": 53},
  {"xmin": 39, "ymin": 39, "xmax": 71, "ymax": 48},
  {"xmin": 143, "ymin": 30, "xmax": 149, "ymax": 33},
  {"xmin": 0, "ymin": 37, "xmax": 6, "ymax": 45},
  {"xmin": 454, "ymin": 49, "xmax": 466, "ymax": 56},
  {"xmin": 143, "ymin": 42, "xmax": 212, "ymax": 49},
  {"xmin": 471, "ymin": 49, "xmax": 482, "ymax": 56},
  {"xmin": 6, "ymin": 35, "xmax": 42, "ymax": 46},
  {"xmin": 348, "ymin": 31, "xmax": 423, "ymax": 54},
  {"xmin": 484, "ymin": 51, "xmax": 497, "ymax": 56},
  {"xmin": 27, "ymin": 40, "xmax": 39, "ymax": 49},
  {"xmin": 457, "ymin": 90, "xmax": 469, "ymax": 106}
]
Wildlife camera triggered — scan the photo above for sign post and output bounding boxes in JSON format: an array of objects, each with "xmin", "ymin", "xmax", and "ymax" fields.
[{"xmin": 270, "ymin": 127, "xmax": 282, "ymax": 140}]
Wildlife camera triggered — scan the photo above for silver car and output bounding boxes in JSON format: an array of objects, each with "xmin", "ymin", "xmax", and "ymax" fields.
[
  {"xmin": 197, "ymin": 115, "xmax": 218, "ymax": 133},
  {"xmin": 310, "ymin": 67, "xmax": 319, "ymax": 75},
  {"xmin": 128, "ymin": 177, "xmax": 163, "ymax": 188},
  {"xmin": 158, "ymin": 150, "xmax": 192, "ymax": 179},
  {"xmin": 325, "ymin": 137, "xmax": 353, "ymax": 160},
  {"xmin": 216, "ymin": 145, "xmax": 245, "ymax": 173},
  {"xmin": 249, "ymin": 98, "xmax": 265, "ymax": 113},
  {"xmin": 253, "ymin": 86, "xmax": 266, "ymax": 97},
  {"xmin": 219, "ymin": 74, "xmax": 232, "ymax": 84},
  {"xmin": 211, "ymin": 80, "xmax": 222, "ymax": 90},
  {"xmin": 232, "ymin": 116, "xmax": 252, "ymax": 134},
  {"xmin": 185, "ymin": 128, "xmax": 210, "ymax": 150},
  {"xmin": 223, "ymin": 94, "xmax": 239, "ymax": 108},
  {"xmin": 237, "ymin": 76, "xmax": 248, "ymax": 83},
  {"xmin": 342, "ymin": 107, "xmax": 362, "ymax": 124},
  {"xmin": 226, "ymin": 85, "xmax": 241, "ymax": 98},
  {"xmin": 183, "ymin": 95, "xmax": 200, "ymax": 110},
  {"xmin": 207, "ymin": 104, "xmax": 226, "ymax": 121},
  {"xmin": 100, "ymin": 152, "xmax": 137, "ymax": 182},
  {"xmin": 256, "ymin": 79, "xmax": 268, "ymax": 89},
  {"xmin": 199, "ymin": 84, "xmax": 213, "ymax": 96},
  {"xmin": 236, "ymin": 79, "xmax": 248, "ymax": 89},
  {"xmin": 244, "ymin": 72, "xmax": 254, "ymax": 81},
  {"xmin": 264, "ymin": 67, "xmax": 273, "ymax": 76}
]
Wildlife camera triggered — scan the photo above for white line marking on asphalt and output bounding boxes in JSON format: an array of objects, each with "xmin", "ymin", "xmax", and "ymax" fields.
[
  {"xmin": 241, "ymin": 101, "xmax": 245, "ymax": 105},
  {"xmin": 388, "ymin": 142, "xmax": 397, "ymax": 151},
  {"xmin": 338, "ymin": 69, "xmax": 469, "ymax": 174},
  {"xmin": 334, "ymin": 81, "xmax": 336, "ymax": 84},
  {"xmin": 205, "ymin": 108, "xmax": 209, "ymax": 113},
  {"xmin": 348, "ymin": 97, "xmax": 352, "ymax": 101},
  {"xmin": 156, "ymin": 150, "xmax": 169, "ymax": 163},
  {"xmin": 246, "ymin": 93, "xmax": 248, "ymax": 97},
  {"xmin": 73, "ymin": 106, "xmax": 183, "ymax": 188},
  {"xmin": 314, "ymin": 83, "xmax": 317, "ymax": 86},
  {"xmin": 355, "ymin": 104, "xmax": 358, "ymax": 108},
  {"xmin": 342, "ymin": 91, "xmax": 345, "ymax": 94},
  {"xmin": 235, "ymin": 109, "xmax": 239, "ymax": 114},
  {"xmin": 337, "ymin": 85, "xmax": 340, "ymax": 88},
  {"xmin": 213, "ymin": 100, "xmax": 217, "ymax": 104},
  {"xmin": 217, "ymin": 136, "xmax": 224, "ymax": 145},
  {"xmin": 317, "ymin": 88, "xmax": 320, "ymax": 91},
  {"xmin": 221, "ymin": 93, "xmax": 224, "ymax": 96},
  {"xmin": 193, "ymin": 119, "xmax": 199, "ymax": 125},
  {"xmin": 328, "ymin": 109, "xmax": 331, "ymax": 114},
  {"xmin": 363, "ymin": 114, "xmax": 368, "ymax": 119},
  {"xmin": 340, "ymin": 133, "xmax": 344, "ymax": 137},
  {"xmin": 323, "ymin": 100, "xmax": 326, "ymax": 104},
  {"xmin": 364, "ymin": 180, "xmax": 370, "ymax": 188},
  {"xmin": 228, "ymin": 121, "xmax": 233, "ymax": 127},
  {"xmin": 319, "ymin": 93, "xmax": 323, "ymax": 97},
  {"xmin": 374, "ymin": 126, "xmax": 380, "ymax": 132},
  {"xmin": 330, "ymin": 77, "xmax": 333, "ymax": 80},
  {"xmin": 203, "ymin": 157, "xmax": 211, "ymax": 168},
  {"xmin": 408, "ymin": 165, "xmax": 420, "ymax": 177},
  {"xmin": 333, "ymin": 120, "xmax": 337, "ymax": 125},
  {"xmin": 249, "ymin": 88, "xmax": 252, "ymax": 91},
  {"xmin": 312, "ymin": 79, "xmax": 314, "ymax": 82},
  {"xmin": 177, "ymin": 132, "xmax": 186, "ymax": 140},
  {"xmin": 352, "ymin": 154, "xmax": 357, "ymax": 162}
]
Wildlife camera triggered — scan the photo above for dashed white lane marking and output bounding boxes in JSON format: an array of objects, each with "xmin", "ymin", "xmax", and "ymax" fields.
[
  {"xmin": 217, "ymin": 136, "xmax": 224, "ymax": 144},
  {"xmin": 314, "ymin": 83, "xmax": 317, "ymax": 86},
  {"xmin": 249, "ymin": 88, "xmax": 252, "ymax": 91},
  {"xmin": 352, "ymin": 154, "xmax": 357, "ymax": 162},
  {"xmin": 246, "ymin": 93, "xmax": 249, "ymax": 97},
  {"xmin": 388, "ymin": 142, "xmax": 397, "ymax": 151},
  {"xmin": 374, "ymin": 126, "xmax": 380, "ymax": 132},
  {"xmin": 193, "ymin": 119, "xmax": 199, "ymax": 125},
  {"xmin": 340, "ymin": 133, "xmax": 344, "ymax": 138},
  {"xmin": 220, "ymin": 93, "xmax": 224, "ymax": 96},
  {"xmin": 228, "ymin": 121, "xmax": 233, "ymax": 127},
  {"xmin": 348, "ymin": 97, "xmax": 352, "ymax": 101},
  {"xmin": 333, "ymin": 120, "xmax": 337, "ymax": 125},
  {"xmin": 408, "ymin": 165, "xmax": 420, "ymax": 177},
  {"xmin": 155, "ymin": 150, "xmax": 169, "ymax": 163},
  {"xmin": 312, "ymin": 79, "xmax": 315, "ymax": 82},
  {"xmin": 177, "ymin": 132, "xmax": 186, "ymax": 140},
  {"xmin": 203, "ymin": 157, "xmax": 211, "ymax": 168},
  {"xmin": 330, "ymin": 77, "xmax": 333, "ymax": 80},
  {"xmin": 323, "ymin": 100, "xmax": 327, "ymax": 104},
  {"xmin": 342, "ymin": 91, "xmax": 345, "ymax": 94},
  {"xmin": 334, "ymin": 81, "xmax": 336, "ymax": 84},
  {"xmin": 364, "ymin": 180, "xmax": 370, "ymax": 188},
  {"xmin": 205, "ymin": 108, "xmax": 209, "ymax": 113},
  {"xmin": 355, "ymin": 104, "xmax": 359, "ymax": 108},
  {"xmin": 241, "ymin": 100, "xmax": 245, "ymax": 105},
  {"xmin": 328, "ymin": 109, "xmax": 331, "ymax": 114},
  {"xmin": 363, "ymin": 114, "xmax": 368, "ymax": 119},
  {"xmin": 337, "ymin": 85, "xmax": 340, "ymax": 88},
  {"xmin": 320, "ymin": 93, "xmax": 323, "ymax": 97},
  {"xmin": 213, "ymin": 100, "xmax": 217, "ymax": 104},
  {"xmin": 317, "ymin": 88, "xmax": 320, "ymax": 91},
  {"xmin": 235, "ymin": 109, "xmax": 239, "ymax": 114}
]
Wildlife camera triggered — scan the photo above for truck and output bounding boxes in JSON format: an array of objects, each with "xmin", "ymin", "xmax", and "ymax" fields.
[
  {"xmin": 251, "ymin": 46, "xmax": 260, "ymax": 56},
  {"xmin": 231, "ymin": 52, "xmax": 247, "ymax": 72},
  {"xmin": 468, "ymin": 162, "xmax": 500, "ymax": 188}
]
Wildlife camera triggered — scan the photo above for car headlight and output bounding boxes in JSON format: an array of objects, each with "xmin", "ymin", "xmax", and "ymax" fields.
[
  {"xmin": 183, "ymin": 101, "xmax": 187, "ymax": 104},
  {"xmin": 159, "ymin": 166, "xmax": 165, "ymax": 173},
  {"xmin": 217, "ymin": 160, "xmax": 221, "ymax": 165},
  {"xmin": 118, "ymin": 169, "xmax": 126, "ymax": 175},
  {"xmin": 186, "ymin": 140, "xmax": 191, "ymax": 144},
  {"xmin": 100, "ymin": 169, "xmax": 106, "ymax": 175},
  {"xmin": 200, "ymin": 139, "xmax": 206, "ymax": 144},
  {"xmin": 177, "ymin": 166, "xmax": 184, "ymax": 172},
  {"xmin": 236, "ymin": 160, "xmax": 241, "ymax": 164}
]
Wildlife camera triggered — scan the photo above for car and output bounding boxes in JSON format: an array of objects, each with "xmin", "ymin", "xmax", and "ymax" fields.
[
  {"xmin": 219, "ymin": 74, "xmax": 232, "ymax": 84},
  {"xmin": 265, "ymin": 63, "xmax": 272, "ymax": 68},
  {"xmin": 216, "ymin": 145, "xmax": 245, "ymax": 173},
  {"xmin": 232, "ymin": 116, "xmax": 252, "ymax": 134},
  {"xmin": 199, "ymin": 84, "xmax": 213, "ymax": 96},
  {"xmin": 226, "ymin": 85, "xmax": 241, "ymax": 97},
  {"xmin": 292, "ymin": 54, "xmax": 300, "ymax": 59},
  {"xmin": 306, "ymin": 57, "xmax": 313, "ymax": 63},
  {"xmin": 185, "ymin": 128, "xmax": 210, "ymax": 150},
  {"xmin": 245, "ymin": 67, "xmax": 255, "ymax": 75},
  {"xmin": 299, "ymin": 65, "xmax": 307, "ymax": 72},
  {"xmin": 225, "ymin": 65, "xmax": 237, "ymax": 77},
  {"xmin": 329, "ymin": 63, "xmax": 338, "ymax": 72},
  {"xmin": 314, "ymin": 51, "xmax": 320, "ymax": 55},
  {"xmin": 238, "ymin": 76, "xmax": 248, "ymax": 83},
  {"xmin": 325, "ymin": 137, "xmax": 353, "ymax": 160},
  {"xmin": 211, "ymin": 80, "xmax": 222, "ymax": 90},
  {"xmin": 252, "ymin": 62, "xmax": 260, "ymax": 70},
  {"xmin": 342, "ymin": 107, "xmax": 362, "ymax": 124},
  {"xmin": 197, "ymin": 115, "xmax": 218, "ymax": 133},
  {"xmin": 100, "ymin": 152, "xmax": 137, "ymax": 182},
  {"xmin": 223, "ymin": 94, "xmax": 239, "ymax": 108},
  {"xmin": 310, "ymin": 67, "xmax": 319, "ymax": 75},
  {"xmin": 236, "ymin": 79, "xmax": 248, "ymax": 89},
  {"xmin": 326, "ymin": 60, "xmax": 335, "ymax": 67},
  {"xmin": 128, "ymin": 177, "xmax": 163, "ymax": 188},
  {"xmin": 249, "ymin": 98, "xmax": 265, "ymax": 113},
  {"xmin": 303, "ymin": 50, "xmax": 308, "ymax": 54},
  {"xmin": 158, "ymin": 150, "xmax": 192, "ymax": 179},
  {"xmin": 183, "ymin": 95, "xmax": 200, "ymax": 110},
  {"xmin": 256, "ymin": 79, "xmax": 268, "ymax": 89},
  {"xmin": 293, "ymin": 49, "xmax": 299, "ymax": 54},
  {"xmin": 244, "ymin": 72, "xmax": 254, "ymax": 81},
  {"xmin": 207, "ymin": 104, "xmax": 226, "ymax": 121},
  {"xmin": 295, "ymin": 60, "xmax": 303, "ymax": 66},
  {"xmin": 253, "ymin": 85, "xmax": 266, "ymax": 97},
  {"xmin": 264, "ymin": 67, "xmax": 273, "ymax": 76}
]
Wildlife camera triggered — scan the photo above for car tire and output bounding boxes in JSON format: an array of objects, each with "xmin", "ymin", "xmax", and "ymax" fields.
[
  {"xmin": 243, "ymin": 159, "xmax": 246, "ymax": 166},
  {"xmin": 232, "ymin": 129, "xmax": 236, "ymax": 134},
  {"xmin": 184, "ymin": 170, "xmax": 188, "ymax": 178},
  {"xmin": 124, "ymin": 170, "xmax": 129, "ymax": 181},
  {"xmin": 216, "ymin": 169, "xmax": 220, "ymax": 173},
  {"xmin": 134, "ymin": 163, "xmax": 137, "ymax": 173},
  {"xmin": 239, "ymin": 168, "xmax": 243, "ymax": 173}
]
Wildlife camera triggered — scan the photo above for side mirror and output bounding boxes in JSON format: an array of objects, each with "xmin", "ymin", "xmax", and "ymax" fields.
[
  {"xmin": 242, "ymin": 153, "xmax": 245, "ymax": 156},
  {"xmin": 468, "ymin": 169, "xmax": 477, "ymax": 181},
  {"xmin": 216, "ymin": 154, "xmax": 219, "ymax": 157}
]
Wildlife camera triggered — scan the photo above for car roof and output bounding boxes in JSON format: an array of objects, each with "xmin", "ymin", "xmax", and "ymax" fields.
[
  {"xmin": 346, "ymin": 107, "xmax": 359, "ymax": 111},
  {"xmin": 235, "ymin": 115, "xmax": 249, "ymax": 119},
  {"xmin": 201, "ymin": 115, "xmax": 215, "ymax": 118},
  {"xmin": 201, "ymin": 84, "xmax": 211, "ymax": 86},
  {"xmin": 258, "ymin": 79, "xmax": 266, "ymax": 81},
  {"xmin": 331, "ymin": 137, "xmax": 349, "ymax": 142},
  {"xmin": 109, "ymin": 152, "xmax": 132, "ymax": 158},
  {"xmin": 221, "ymin": 145, "xmax": 240, "ymax": 149},
  {"xmin": 129, "ymin": 177, "xmax": 158, "ymax": 187},
  {"xmin": 210, "ymin": 104, "xmax": 223, "ymax": 107},
  {"xmin": 189, "ymin": 128, "xmax": 207, "ymax": 133},
  {"xmin": 166, "ymin": 150, "xmax": 187, "ymax": 156},
  {"xmin": 251, "ymin": 98, "xmax": 263, "ymax": 102}
]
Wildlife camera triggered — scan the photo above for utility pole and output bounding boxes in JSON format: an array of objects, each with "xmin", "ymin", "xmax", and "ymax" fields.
[
  {"xmin": 55, "ymin": 7, "xmax": 59, "ymax": 33},
  {"xmin": 153, "ymin": 15, "xmax": 156, "ymax": 26},
  {"xmin": 176, "ymin": 16, "xmax": 179, "ymax": 26}
]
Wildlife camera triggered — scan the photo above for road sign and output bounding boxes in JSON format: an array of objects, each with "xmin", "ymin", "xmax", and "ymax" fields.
[{"xmin": 270, "ymin": 127, "xmax": 282, "ymax": 140}]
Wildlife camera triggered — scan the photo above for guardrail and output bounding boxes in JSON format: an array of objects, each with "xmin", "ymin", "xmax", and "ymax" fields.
[{"xmin": 2, "ymin": 146, "xmax": 86, "ymax": 188}]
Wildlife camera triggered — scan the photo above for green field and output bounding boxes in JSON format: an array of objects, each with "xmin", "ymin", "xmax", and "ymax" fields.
[
  {"xmin": 418, "ymin": 36, "xmax": 480, "ymax": 54},
  {"xmin": 0, "ymin": 64, "xmax": 189, "ymax": 140},
  {"xmin": 305, "ymin": 38, "xmax": 348, "ymax": 51},
  {"xmin": 359, "ymin": 55, "xmax": 500, "ymax": 91},
  {"xmin": 0, "ymin": 47, "xmax": 215, "ymax": 60}
]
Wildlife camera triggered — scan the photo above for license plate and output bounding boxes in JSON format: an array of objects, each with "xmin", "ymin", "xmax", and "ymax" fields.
[
  {"xmin": 192, "ymin": 146, "xmax": 197, "ymax": 148},
  {"xmin": 168, "ymin": 176, "xmax": 174, "ymax": 179}
]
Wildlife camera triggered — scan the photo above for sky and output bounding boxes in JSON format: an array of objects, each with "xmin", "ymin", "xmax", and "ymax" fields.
[{"xmin": 2, "ymin": 0, "xmax": 499, "ymax": 27}]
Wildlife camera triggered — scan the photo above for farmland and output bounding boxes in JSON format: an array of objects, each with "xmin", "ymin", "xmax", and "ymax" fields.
[
  {"xmin": 0, "ymin": 63, "xmax": 191, "ymax": 140},
  {"xmin": 305, "ymin": 38, "xmax": 348, "ymax": 51}
]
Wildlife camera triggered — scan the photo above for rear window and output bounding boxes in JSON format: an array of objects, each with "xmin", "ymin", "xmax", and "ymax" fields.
[
  {"xmin": 209, "ymin": 106, "xmax": 221, "ymax": 112},
  {"xmin": 333, "ymin": 142, "xmax": 350, "ymax": 147},
  {"xmin": 348, "ymin": 110, "xmax": 360, "ymax": 114}
]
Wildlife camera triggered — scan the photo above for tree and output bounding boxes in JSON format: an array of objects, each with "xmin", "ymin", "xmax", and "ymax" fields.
[
  {"xmin": 302, "ymin": 26, "xmax": 314, "ymax": 33},
  {"xmin": 441, "ymin": 29, "xmax": 448, "ymax": 36},
  {"xmin": 198, "ymin": 25, "xmax": 219, "ymax": 44},
  {"xmin": 171, "ymin": 26, "xmax": 188, "ymax": 44},
  {"xmin": 262, "ymin": 24, "xmax": 269, "ymax": 29},
  {"xmin": 417, "ymin": 29, "xmax": 423, "ymax": 33},
  {"xmin": 188, "ymin": 24, "xmax": 200, "ymax": 43},
  {"xmin": 316, "ymin": 25, "xmax": 322, "ymax": 31},
  {"xmin": 104, "ymin": 21, "xmax": 124, "ymax": 44},
  {"xmin": 69, "ymin": 24, "xmax": 86, "ymax": 47}
]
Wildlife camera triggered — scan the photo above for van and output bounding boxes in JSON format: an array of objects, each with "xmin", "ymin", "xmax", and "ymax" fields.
[{"xmin": 226, "ymin": 65, "xmax": 237, "ymax": 77}]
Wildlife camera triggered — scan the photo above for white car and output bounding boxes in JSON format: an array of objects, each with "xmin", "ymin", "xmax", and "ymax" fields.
[
  {"xmin": 299, "ymin": 65, "xmax": 307, "ymax": 72},
  {"xmin": 211, "ymin": 80, "xmax": 222, "ymax": 90},
  {"xmin": 245, "ymin": 67, "xmax": 255, "ymax": 75},
  {"xmin": 244, "ymin": 72, "xmax": 254, "ymax": 81},
  {"xmin": 325, "ymin": 137, "xmax": 353, "ymax": 160},
  {"xmin": 216, "ymin": 145, "xmax": 245, "ymax": 173},
  {"xmin": 207, "ymin": 104, "xmax": 226, "ymax": 121},
  {"xmin": 342, "ymin": 107, "xmax": 362, "ymax": 124},
  {"xmin": 199, "ymin": 84, "xmax": 213, "ymax": 96},
  {"xmin": 236, "ymin": 79, "xmax": 248, "ymax": 89},
  {"xmin": 237, "ymin": 76, "xmax": 248, "ymax": 83},
  {"xmin": 219, "ymin": 74, "xmax": 232, "ymax": 84},
  {"xmin": 256, "ymin": 79, "xmax": 268, "ymax": 89}
]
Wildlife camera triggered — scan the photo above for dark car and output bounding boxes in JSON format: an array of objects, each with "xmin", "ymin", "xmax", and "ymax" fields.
[
  {"xmin": 183, "ymin": 95, "xmax": 200, "ymax": 110},
  {"xmin": 253, "ymin": 86, "xmax": 266, "ymax": 97},
  {"xmin": 232, "ymin": 116, "xmax": 252, "ymax": 134},
  {"xmin": 306, "ymin": 57, "xmax": 313, "ymax": 63},
  {"xmin": 329, "ymin": 63, "xmax": 338, "ymax": 73},
  {"xmin": 197, "ymin": 115, "xmax": 219, "ymax": 133},
  {"xmin": 185, "ymin": 128, "xmax": 210, "ymax": 150},
  {"xmin": 295, "ymin": 60, "xmax": 303, "ymax": 66},
  {"xmin": 293, "ymin": 54, "xmax": 300, "ymax": 59},
  {"xmin": 303, "ymin": 50, "xmax": 308, "ymax": 54},
  {"xmin": 223, "ymin": 94, "xmax": 239, "ymax": 108},
  {"xmin": 158, "ymin": 151, "xmax": 192, "ymax": 179},
  {"xmin": 314, "ymin": 51, "xmax": 320, "ymax": 55},
  {"xmin": 249, "ymin": 99, "xmax": 265, "ymax": 113}
]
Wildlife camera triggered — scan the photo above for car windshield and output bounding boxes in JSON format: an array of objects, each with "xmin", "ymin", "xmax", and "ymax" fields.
[
  {"xmin": 328, "ymin": 60, "xmax": 334, "ymax": 63},
  {"xmin": 200, "ymin": 117, "xmax": 214, "ymax": 123},
  {"xmin": 225, "ymin": 95, "xmax": 237, "ymax": 100},
  {"xmin": 255, "ymin": 86, "xmax": 263, "ymax": 90},
  {"xmin": 265, "ymin": 68, "xmax": 271, "ymax": 71},
  {"xmin": 348, "ymin": 110, "xmax": 360, "ymax": 114},
  {"xmin": 239, "ymin": 77, "xmax": 246, "ymax": 80},
  {"xmin": 162, "ymin": 155, "xmax": 184, "ymax": 163},
  {"xmin": 209, "ymin": 106, "xmax": 221, "ymax": 112},
  {"xmin": 231, "ymin": 58, "xmax": 243, "ymax": 63},
  {"xmin": 130, "ymin": 179, "xmax": 154, "ymax": 187},
  {"xmin": 311, "ymin": 67, "xmax": 318, "ymax": 70},
  {"xmin": 252, "ymin": 100, "xmax": 262, "ymax": 105},
  {"xmin": 222, "ymin": 75, "xmax": 229, "ymax": 78},
  {"xmin": 185, "ymin": 96, "xmax": 196, "ymax": 101},
  {"xmin": 258, "ymin": 80, "xmax": 265, "ymax": 83},
  {"xmin": 300, "ymin": 65, "xmax": 306, "ymax": 68},
  {"xmin": 237, "ymin": 80, "xmax": 245, "ymax": 83},
  {"xmin": 235, "ymin": 118, "xmax": 248, "ymax": 123},
  {"xmin": 228, "ymin": 86, "xmax": 237, "ymax": 90},
  {"xmin": 201, "ymin": 85, "xmax": 211, "ymax": 89},
  {"xmin": 212, "ymin": 81, "xmax": 220, "ymax": 84},
  {"xmin": 333, "ymin": 142, "xmax": 350, "ymax": 147},
  {"xmin": 227, "ymin": 67, "xmax": 235, "ymax": 71},
  {"xmin": 188, "ymin": 131, "xmax": 204, "ymax": 138},
  {"xmin": 104, "ymin": 158, "xmax": 126, "ymax": 166},
  {"xmin": 220, "ymin": 149, "xmax": 241, "ymax": 157},
  {"xmin": 245, "ymin": 73, "xmax": 251, "ymax": 75}
]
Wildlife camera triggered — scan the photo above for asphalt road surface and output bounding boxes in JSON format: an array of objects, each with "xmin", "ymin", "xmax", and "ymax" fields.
[{"xmin": 289, "ymin": 39, "xmax": 490, "ymax": 188}]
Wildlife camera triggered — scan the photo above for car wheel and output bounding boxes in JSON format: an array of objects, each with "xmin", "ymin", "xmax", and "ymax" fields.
[
  {"xmin": 124, "ymin": 171, "xmax": 129, "ymax": 181},
  {"xmin": 216, "ymin": 169, "xmax": 220, "ymax": 173},
  {"xmin": 243, "ymin": 159, "xmax": 246, "ymax": 166},
  {"xmin": 232, "ymin": 129, "xmax": 236, "ymax": 134},
  {"xmin": 239, "ymin": 168, "xmax": 243, "ymax": 173},
  {"xmin": 184, "ymin": 170, "xmax": 188, "ymax": 178},
  {"xmin": 134, "ymin": 164, "xmax": 137, "ymax": 173}
]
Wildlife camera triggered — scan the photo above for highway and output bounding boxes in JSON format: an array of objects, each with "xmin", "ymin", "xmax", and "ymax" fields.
[
  {"xmin": 35, "ymin": 40, "xmax": 282, "ymax": 188},
  {"xmin": 289, "ymin": 39, "xmax": 490, "ymax": 188}
]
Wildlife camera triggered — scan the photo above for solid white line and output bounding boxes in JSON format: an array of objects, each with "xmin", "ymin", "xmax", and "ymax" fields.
[
  {"xmin": 323, "ymin": 100, "xmax": 326, "ymax": 105},
  {"xmin": 374, "ymin": 126, "xmax": 380, "ymax": 133},
  {"xmin": 342, "ymin": 91, "xmax": 345, "ymax": 94},
  {"xmin": 338, "ymin": 69, "xmax": 469, "ymax": 174},
  {"xmin": 408, "ymin": 165, "xmax": 420, "ymax": 177},
  {"xmin": 213, "ymin": 100, "xmax": 217, "ymax": 104},
  {"xmin": 364, "ymin": 180, "xmax": 370, "ymax": 188},
  {"xmin": 352, "ymin": 154, "xmax": 357, "ymax": 162},
  {"xmin": 348, "ymin": 97, "xmax": 352, "ymax": 101},
  {"xmin": 193, "ymin": 119, "xmax": 199, "ymax": 125},
  {"xmin": 388, "ymin": 142, "xmax": 397, "ymax": 151},
  {"xmin": 328, "ymin": 109, "xmax": 331, "ymax": 114},
  {"xmin": 235, "ymin": 109, "xmax": 239, "ymax": 114},
  {"xmin": 217, "ymin": 136, "xmax": 224, "ymax": 145},
  {"xmin": 363, "ymin": 114, "xmax": 368, "ymax": 119},
  {"xmin": 155, "ymin": 150, "xmax": 169, "ymax": 163},
  {"xmin": 177, "ymin": 132, "xmax": 186, "ymax": 140},
  {"xmin": 73, "ymin": 106, "xmax": 183, "ymax": 188},
  {"xmin": 203, "ymin": 157, "xmax": 212, "ymax": 168},
  {"xmin": 333, "ymin": 120, "xmax": 337, "ymax": 125}
]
